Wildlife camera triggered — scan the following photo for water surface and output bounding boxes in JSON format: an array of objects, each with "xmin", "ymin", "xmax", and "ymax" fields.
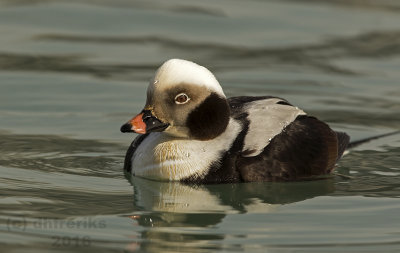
[{"xmin": 1, "ymin": 0, "xmax": 400, "ymax": 252}]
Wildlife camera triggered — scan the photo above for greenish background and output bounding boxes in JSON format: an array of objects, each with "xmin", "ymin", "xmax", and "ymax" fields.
[{"xmin": 0, "ymin": 0, "xmax": 399, "ymax": 252}]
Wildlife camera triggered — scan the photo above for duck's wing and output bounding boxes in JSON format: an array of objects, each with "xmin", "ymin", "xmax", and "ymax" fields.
[
  {"xmin": 228, "ymin": 96, "xmax": 289, "ymax": 115},
  {"xmin": 227, "ymin": 96, "xmax": 348, "ymax": 182},
  {"xmin": 237, "ymin": 114, "xmax": 343, "ymax": 182},
  {"xmin": 229, "ymin": 96, "xmax": 307, "ymax": 158},
  {"xmin": 123, "ymin": 134, "xmax": 149, "ymax": 173}
]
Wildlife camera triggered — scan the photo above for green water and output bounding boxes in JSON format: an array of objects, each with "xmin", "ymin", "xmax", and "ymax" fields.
[{"xmin": 1, "ymin": 0, "xmax": 399, "ymax": 252}]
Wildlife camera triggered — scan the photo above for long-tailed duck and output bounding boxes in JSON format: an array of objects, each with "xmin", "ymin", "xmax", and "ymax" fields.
[{"xmin": 121, "ymin": 59, "xmax": 349, "ymax": 183}]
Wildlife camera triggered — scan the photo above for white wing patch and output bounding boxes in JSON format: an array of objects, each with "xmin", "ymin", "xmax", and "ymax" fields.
[
  {"xmin": 131, "ymin": 118, "xmax": 242, "ymax": 181},
  {"xmin": 242, "ymin": 98, "xmax": 306, "ymax": 157}
]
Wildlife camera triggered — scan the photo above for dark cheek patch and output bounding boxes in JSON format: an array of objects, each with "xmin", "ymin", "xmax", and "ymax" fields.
[{"xmin": 186, "ymin": 93, "xmax": 230, "ymax": 140}]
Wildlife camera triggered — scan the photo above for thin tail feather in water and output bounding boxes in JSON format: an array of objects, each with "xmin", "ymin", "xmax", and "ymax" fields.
[{"xmin": 347, "ymin": 130, "xmax": 400, "ymax": 149}]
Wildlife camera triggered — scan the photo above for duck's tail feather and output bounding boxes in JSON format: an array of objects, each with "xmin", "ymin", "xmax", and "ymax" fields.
[
  {"xmin": 336, "ymin": 132, "xmax": 350, "ymax": 159},
  {"xmin": 346, "ymin": 130, "xmax": 400, "ymax": 150}
]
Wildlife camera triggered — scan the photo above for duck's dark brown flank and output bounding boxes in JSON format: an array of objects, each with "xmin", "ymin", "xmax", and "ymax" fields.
[
  {"xmin": 183, "ymin": 115, "xmax": 347, "ymax": 184},
  {"xmin": 186, "ymin": 92, "xmax": 230, "ymax": 141}
]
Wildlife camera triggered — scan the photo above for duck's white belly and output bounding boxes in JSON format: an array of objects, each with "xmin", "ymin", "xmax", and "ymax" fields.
[{"xmin": 131, "ymin": 119, "xmax": 241, "ymax": 181}]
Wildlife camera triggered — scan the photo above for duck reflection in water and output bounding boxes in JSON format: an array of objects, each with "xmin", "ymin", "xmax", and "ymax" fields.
[
  {"xmin": 124, "ymin": 176, "xmax": 335, "ymax": 251},
  {"xmin": 127, "ymin": 176, "xmax": 335, "ymax": 226}
]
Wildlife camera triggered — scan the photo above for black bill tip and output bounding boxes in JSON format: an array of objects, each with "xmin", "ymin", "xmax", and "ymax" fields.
[{"xmin": 120, "ymin": 122, "xmax": 133, "ymax": 133}]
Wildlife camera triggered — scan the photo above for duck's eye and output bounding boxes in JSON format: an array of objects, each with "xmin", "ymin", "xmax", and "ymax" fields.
[{"xmin": 174, "ymin": 93, "xmax": 190, "ymax": 104}]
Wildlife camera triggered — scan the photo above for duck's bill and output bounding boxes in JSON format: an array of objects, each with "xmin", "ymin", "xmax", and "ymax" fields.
[{"xmin": 120, "ymin": 110, "xmax": 169, "ymax": 134}]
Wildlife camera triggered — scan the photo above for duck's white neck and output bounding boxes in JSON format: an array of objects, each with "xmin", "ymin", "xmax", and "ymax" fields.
[{"xmin": 131, "ymin": 118, "xmax": 242, "ymax": 181}]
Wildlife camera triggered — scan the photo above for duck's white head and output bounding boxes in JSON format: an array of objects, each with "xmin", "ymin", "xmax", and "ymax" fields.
[
  {"xmin": 150, "ymin": 59, "xmax": 225, "ymax": 97},
  {"xmin": 121, "ymin": 59, "xmax": 230, "ymax": 140}
]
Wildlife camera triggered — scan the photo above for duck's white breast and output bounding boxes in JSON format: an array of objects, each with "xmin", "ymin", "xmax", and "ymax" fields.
[{"xmin": 131, "ymin": 119, "xmax": 242, "ymax": 181}]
